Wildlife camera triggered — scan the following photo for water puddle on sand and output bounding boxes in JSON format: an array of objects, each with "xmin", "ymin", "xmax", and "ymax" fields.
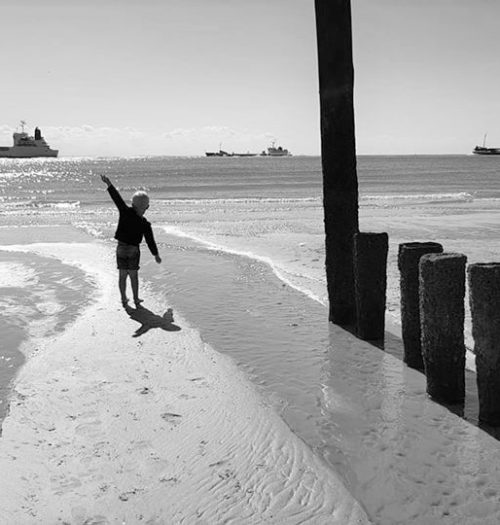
[
  {"xmin": 0, "ymin": 249, "xmax": 96, "ymax": 428},
  {"xmin": 140, "ymin": 234, "xmax": 359, "ymax": 483}
]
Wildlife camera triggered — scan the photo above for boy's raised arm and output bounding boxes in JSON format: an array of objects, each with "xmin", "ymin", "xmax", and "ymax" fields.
[
  {"xmin": 100, "ymin": 175, "xmax": 112, "ymax": 187},
  {"xmin": 101, "ymin": 175, "xmax": 127, "ymax": 212}
]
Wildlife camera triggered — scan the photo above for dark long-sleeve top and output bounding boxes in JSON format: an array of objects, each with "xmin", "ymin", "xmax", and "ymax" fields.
[{"xmin": 107, "ymin": 184, "xmax": 159, "ymax": 256}]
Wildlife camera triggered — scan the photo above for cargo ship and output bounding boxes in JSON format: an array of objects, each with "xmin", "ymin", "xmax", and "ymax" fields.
[
  {"xmin": 205, "ymin": 149, "xmax": 258, "ymax": 157},
  {"xmin": 0, "ymin": 121, "xmax": 58, "ymax": 158},
  {"xmin": 205, "ymin": 149, "xmax": 232, "ymax": 157},
  {"xmin": 260, "ymin": 142, "xmax": 292, "ymax": 157},
  {"xmin": 206, "ymin": 141, "xmax": 290, "ymax": 157}
]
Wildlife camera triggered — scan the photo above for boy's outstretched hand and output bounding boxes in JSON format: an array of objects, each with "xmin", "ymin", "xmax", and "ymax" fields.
[
  {"xmin": 155, "ymin": 255, "xmax": 162, "ymax": 264},
  {"xmin": 101, "ymin": 175, "xmax": 112, "ymax": 187}
]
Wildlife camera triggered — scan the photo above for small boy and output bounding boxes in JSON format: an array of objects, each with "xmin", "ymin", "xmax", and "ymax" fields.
[{"xmin": 101, "ymin": 175, "xmax": 161, "ymax": 307}]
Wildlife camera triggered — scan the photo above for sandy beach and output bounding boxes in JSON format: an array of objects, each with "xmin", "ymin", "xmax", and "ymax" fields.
[
  {"xmin": 0, "ymin": 241, "xmax": 368, "ymax": 524},
  {"xmin": 3, "ymin": 240, "xmax": 500, "ymax": 525},
  {"xmin": 3, "ymin": 155, "xmax": 500, "ymax": 523}
]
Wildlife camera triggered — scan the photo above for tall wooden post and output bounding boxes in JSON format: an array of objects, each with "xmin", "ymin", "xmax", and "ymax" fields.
[{"xmin": 315, "ymin": 0, "xmax": 359, "ymax": 325}]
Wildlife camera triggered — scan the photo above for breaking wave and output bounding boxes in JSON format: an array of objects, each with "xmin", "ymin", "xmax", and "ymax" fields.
[
  {"xmin": 360, "ymin": 192, "xmax": 475, "ymax": 204},
  {"xmin": 161, "ymin": 224, "xmax": 327, "ymax": 306}
]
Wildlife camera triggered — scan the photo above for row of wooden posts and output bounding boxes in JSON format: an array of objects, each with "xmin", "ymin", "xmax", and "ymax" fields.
[{"xmin": 353, "ymin": 233, "xmax": 500, "ymax": 427}]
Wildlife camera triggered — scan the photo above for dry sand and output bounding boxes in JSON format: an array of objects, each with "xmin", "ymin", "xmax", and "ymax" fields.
[{"xmin": 0, "ymin": 243, "xmax": 368, "ymax": 524}]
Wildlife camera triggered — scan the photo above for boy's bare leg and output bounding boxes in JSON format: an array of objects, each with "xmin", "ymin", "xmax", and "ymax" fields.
[
  {"xmin": 119, "ymin": 270, "xmax": 128, "ymax": 305},
  {"xmin": 129, "ymin": 270, "xmax": 143, "ymax": 306}
]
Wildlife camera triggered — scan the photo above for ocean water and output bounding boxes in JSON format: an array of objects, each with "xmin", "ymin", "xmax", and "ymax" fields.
[
  {"xmin": 2, "ymin": 154, "xmax": 500, "ymax": 487},
  {"xmin": 3, "ymin": 154, "xmax": 500, "ymax": 316}
]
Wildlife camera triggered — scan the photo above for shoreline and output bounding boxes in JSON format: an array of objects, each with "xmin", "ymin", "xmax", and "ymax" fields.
[
  {"xmin": 155, "ymin": 225, "xmax": 479, "ymax": 374},
  {"xmin": 0, "ymin": 242, "xmax": 368, "ymax": 523},
  {"xmin": 1, "ymin": 234, "xmax": 500, "ymax": 523}
]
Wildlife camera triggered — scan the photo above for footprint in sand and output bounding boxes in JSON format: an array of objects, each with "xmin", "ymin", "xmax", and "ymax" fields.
[
  {"xmin": 67, "ymin": 513, "xmax": 109, "ymax": 525},
  {"xmin": 209, "ymin": 459, "xmax": 228, "ymax": 468},
  {"xmin": 132, "ymin": 440, "xmax": 151, "ymax": 450},
  {"xmin": 118, "ymin": 488, "xmax": 144, "ymax": 501},
  {"xmin": 179, "ymin": 393, "xmax": 196, "ymax": 400},
  {"xmin": 75, "ymin": 419, "xmax": 103, "ymax": 438},
  {"xmin": 217, "ymin": 468, "xmax": 235, "ymax": 481},
  {"xmin": 188, "ymin": 376, "xmax": 210, "ymax": 388},
  {"xmin": 161, "ymin": 412, "xmax": 182, "ymax": 426},
  {"xmin": 198, "ymin": 440, "xmax": 208, "ymax": 456},
  {"xmin": 159, "ymin": 475, "xmax": 179, "ymax": 485},
  {"xmin": 82, "ymin": 517, "xmax": 110, "ymax": 525},
  {"xmin": 51, "ymin": 475, "xmax": 82, "ymax": 495}
]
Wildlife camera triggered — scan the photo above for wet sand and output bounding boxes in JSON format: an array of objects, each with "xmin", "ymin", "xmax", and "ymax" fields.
[
  {"xmin": 0, "ymin": 240, "xmax": 368, "ymax": 524},
  {"xmin": 2, "ymin": 223, "xmax": 500, "ymax": 523}
]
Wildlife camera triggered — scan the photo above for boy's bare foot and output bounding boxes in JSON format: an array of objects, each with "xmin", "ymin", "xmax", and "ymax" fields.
[
  {"xmin": 134, "ymin": 298, "xmax": 144, "ymax": 308},
  {"xmin": 121, "ymin": 298, "xmax": 129, "ymax": 307}
]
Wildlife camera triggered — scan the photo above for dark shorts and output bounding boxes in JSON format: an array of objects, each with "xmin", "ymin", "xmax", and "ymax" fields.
[{"xmin": 116, "ymin": 242, "xmax": 140, "ymax": 270}]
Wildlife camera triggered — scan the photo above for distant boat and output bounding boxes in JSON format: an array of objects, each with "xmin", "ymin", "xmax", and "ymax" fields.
[
  {"xmin": 205, "ymin": 149, "xmax": 233, "ymax": 157},
  {"xmin": 205, "ymin": 141, "xmax": 289, "ymax": 157},
  {"xmin": 205, "ymin": 144, "xmax": 257, "ymax": 157},
  {"xmin": 473, "ymin": 146, "xmax": 500, "ymax": 155},
  {"xmin": 473, "ymin": 134, "xmax": 500, "ymax": 155},
  {"xmin": 0, "ymin": 121, "xmax": 58, "ymax": 158},
  {"xmin": 260, "ymin": 141, "xmax": 292, "ymax": 157},
  {"xmin": 206, "ymin": 143, "xmax": 234, "ymax": 157}
]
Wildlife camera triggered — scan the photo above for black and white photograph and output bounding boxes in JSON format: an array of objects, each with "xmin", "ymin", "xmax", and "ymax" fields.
[{"xmin": 1, "ymin": 1, "xmax": 500, "ymax": 523}]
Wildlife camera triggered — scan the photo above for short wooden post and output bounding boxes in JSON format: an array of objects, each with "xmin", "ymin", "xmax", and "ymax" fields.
[
  {"xmin": 398, "ymin": 242, "xmax": 443, "ymax": 369},
  {"xmin": 354, "ymin": 232, "xmax": 388, "ymax": 340},
  {"xmin": 468, "ymin": 263, "xmax": 500, "ymax": 425},
  {"xmin": 419, "ymin": 253, "xmax": 467, "ymax": 404}
]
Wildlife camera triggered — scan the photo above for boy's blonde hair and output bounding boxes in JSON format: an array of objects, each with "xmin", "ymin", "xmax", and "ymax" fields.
[{"xmin": 132, "ymin": 191, "xmax": 149, "ymax": 210}]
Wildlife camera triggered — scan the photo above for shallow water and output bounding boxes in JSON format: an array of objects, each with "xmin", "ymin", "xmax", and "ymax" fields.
[
  {"xmin": 0, "ymin": 248, "xmax": 96, "ymax": 426},
  {"xmin": 140, "ymin": 234, "xmax": 359, "ymax": 486}
]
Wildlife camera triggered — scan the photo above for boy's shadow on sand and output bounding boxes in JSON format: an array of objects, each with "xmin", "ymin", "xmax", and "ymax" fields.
[{"xmin": 124, "ymin": 305, "xmax": 181, "ymax": 337}]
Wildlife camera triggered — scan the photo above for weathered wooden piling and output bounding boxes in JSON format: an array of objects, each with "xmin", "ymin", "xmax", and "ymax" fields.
[
  {"xmin": 314, "ymin": 0, "xmax": 359, "ymax": 326},
  {"xmin": 419, "ymin": 253, "xmax": 467, "ymax": 404},
  {"xmin": 398, "ymin": 242, "xmax": 443, "ymax": 369},
  {"xmin": 354, "ymin": 232, "xmax": 388, "ymax": 340},
  {"xmin": 468, "ymin": 263, "xmax": 500, "ymax": 425}
]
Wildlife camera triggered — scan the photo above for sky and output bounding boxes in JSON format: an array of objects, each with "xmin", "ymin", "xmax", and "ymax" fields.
[{"xmin": 1, "ymin": 0, "xmax": 499, "ymax": 157}]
